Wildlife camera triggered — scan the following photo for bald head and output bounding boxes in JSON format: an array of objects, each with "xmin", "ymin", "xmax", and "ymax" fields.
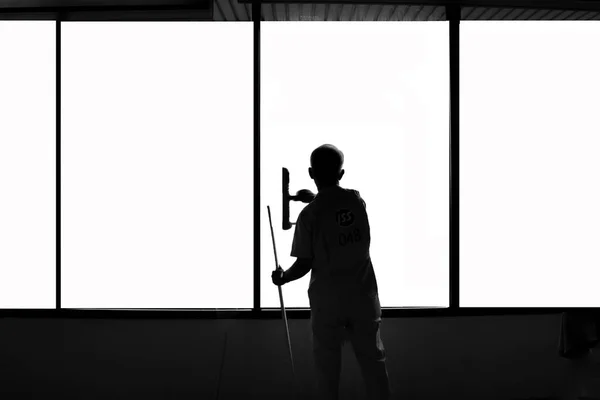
[{"xmin": 310, "ymin": 144, "xmax": 344, "ymax": 186}]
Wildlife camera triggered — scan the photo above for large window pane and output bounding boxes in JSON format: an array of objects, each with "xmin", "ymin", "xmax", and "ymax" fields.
[
  {"xmin": 0, "ymin": 21, "xmax": 56, "ymax": 309},
  {"xmin": 461, "ymin": 21, "xmax": 600, "ymax": 307},
  {"xmin": 261, "ymin": 22, "xmax": 450, "ymax": 309},
  {"xmin": 62, "ymin": 22, "xmax": 253, "ymax": 309}
]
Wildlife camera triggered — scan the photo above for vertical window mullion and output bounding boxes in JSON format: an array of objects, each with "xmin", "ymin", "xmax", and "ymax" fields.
[
  {"xmin": 56, "ymin": 17, "xmax": 62, "ymax": 311},
  {"xmin": 448, "ymin": 5, "xmax": 460, "ymax": 309},
  {"xmin": 253, "ymin": 0, "xmax": 261, "ymax": 313}
]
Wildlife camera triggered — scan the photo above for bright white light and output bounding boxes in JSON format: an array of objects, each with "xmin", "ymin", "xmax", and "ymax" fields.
[
  {"xmin": 261, "ymin": 22, "xmax": 450, "ymax": 309},
  {"xmin": 0, "ymin": 22, "xmax": 56, "ymax": 309},
  {"xmin": 461, "ymin": 21, "xmax": 600, "ymax": 307},
  {"xmin": 61, "ymin": 22, "xmax": 253, "ymax": 308}
]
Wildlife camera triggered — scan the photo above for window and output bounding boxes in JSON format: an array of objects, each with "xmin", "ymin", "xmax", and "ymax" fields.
[
  {"xmin": 61, "ymin": 22, "xmax": 253, "ymax": 309},
  {"xmin": 261, "ymin": 22, "xmax": 450, "ymax": 309},
  {"xmin": 461, "ymin": 21, "xmax": 600, "ymax": 307},
  {"xmin": 0, "ymin": 21, "xmax": 56, "ymax": 309}
]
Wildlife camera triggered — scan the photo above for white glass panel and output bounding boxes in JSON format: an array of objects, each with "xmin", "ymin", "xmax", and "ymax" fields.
[
  {"xmin": 262, "ymin": 22, "xmax": 450, "ymax": 309},
  {"xmin": 461, "ymin": 21, "xmax": 600, "ymax": 307},
  {"xmin": 0, "ymin": 21, "xmax": 56, "ymax": 309},
  {"xmin": 62, "ymin": 22, "xmax": 253, "ymax": 309}
]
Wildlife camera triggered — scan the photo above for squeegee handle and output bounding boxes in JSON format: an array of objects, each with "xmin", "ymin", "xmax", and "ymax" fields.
[{"xmin": 266, "ymin": 205, "xmax": 297, "ymax": 390}]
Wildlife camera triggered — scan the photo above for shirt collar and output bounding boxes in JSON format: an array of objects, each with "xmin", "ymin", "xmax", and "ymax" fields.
[{"xmin": 316, "ymin": 185, "xmax": 341, "ymax": 196}]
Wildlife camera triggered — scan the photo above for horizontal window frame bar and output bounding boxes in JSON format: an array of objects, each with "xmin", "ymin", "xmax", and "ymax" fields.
[
  {"xmin": 0, "ymin": 2, "xmax": 210, "ymax": 13},
  {"xmin": 0, "ymin": 308, "xmax": 584, "ymax": 319},
  {"xmin": 0, "ymin": 1, "xmax": 213, "ymax": 20}
]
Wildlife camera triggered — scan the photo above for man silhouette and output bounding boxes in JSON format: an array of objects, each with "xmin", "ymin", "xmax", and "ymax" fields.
[{"xmin": 272, "ymin": 144, "xmax": 391, "ymax": 400}]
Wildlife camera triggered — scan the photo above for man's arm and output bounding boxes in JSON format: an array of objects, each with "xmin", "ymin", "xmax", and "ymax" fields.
[{"xmin": 283, "ymin": 257, "xmax": 312, "ymax": 284}]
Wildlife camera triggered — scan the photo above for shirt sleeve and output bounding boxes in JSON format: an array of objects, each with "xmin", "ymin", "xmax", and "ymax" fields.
[{"xmin": 290, "ymin": 208, "xmax": 313, "ymax": 258}]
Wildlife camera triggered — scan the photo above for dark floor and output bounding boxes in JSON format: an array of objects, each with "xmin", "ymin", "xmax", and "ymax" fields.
[{"xmin": 0, "ymin": 314, "xmax": 599, "ymax": 400}]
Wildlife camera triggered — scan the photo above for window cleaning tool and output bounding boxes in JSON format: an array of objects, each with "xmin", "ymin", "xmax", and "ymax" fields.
[
  {"xmin": 267, "ymin": 205, "xmax": 297, "ymax": 397},
  {"xmin": 282, "ymin": 167, "xmax": 316, "ymax": 230}
]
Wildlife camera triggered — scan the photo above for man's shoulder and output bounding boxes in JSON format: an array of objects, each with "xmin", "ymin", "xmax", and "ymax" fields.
[
  {"xmin": 339, "ymin": 187, "xmax": 360, "ymax": 198},
  {"xmin": 343, "ymin": 188, "xmax": 365, "ymax": 206},
  {"xmin": 349, "ymin": 188, "xmax": 363, "ymax": 198},
  {"xmin": 299, "ymin": 201, "xmax": 317, "ymax": 220}
]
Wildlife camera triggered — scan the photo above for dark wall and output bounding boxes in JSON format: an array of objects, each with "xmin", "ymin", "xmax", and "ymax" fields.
[{"xmin": 0, "ymin": 314, "xmax": 594, "ymax": 400}]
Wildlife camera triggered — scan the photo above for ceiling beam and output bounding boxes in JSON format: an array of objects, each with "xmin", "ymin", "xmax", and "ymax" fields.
[{"xmin": 0, "ymin": 0, "xmax": 211, "ymax": 13}]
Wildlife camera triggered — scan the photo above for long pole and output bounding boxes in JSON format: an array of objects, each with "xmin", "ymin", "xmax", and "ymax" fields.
[{"xmin": 267, "ymin": 206, "xmax": 296, "ymax": 385}]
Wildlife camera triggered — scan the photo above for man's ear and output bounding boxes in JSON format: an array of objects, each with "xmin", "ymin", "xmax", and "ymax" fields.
[
  {"xmin": 309, "ymin": 168, "xmax": 313, "ymax": 179},
  {"xmin": 339, "ymin": 169, "xmax": 345, "ymax": 180}
]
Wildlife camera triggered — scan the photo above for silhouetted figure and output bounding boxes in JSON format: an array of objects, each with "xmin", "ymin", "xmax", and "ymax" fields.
[
  {"xmin": 272, "ymin": 144, "xmax": 391, "ymax": 400},
  {"xmin": 559, "ymin": 311, "xmax": 600, "ymax": 400}
]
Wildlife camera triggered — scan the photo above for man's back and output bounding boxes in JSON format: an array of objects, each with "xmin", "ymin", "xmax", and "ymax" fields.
[{"xmin": 291, "ymin": 185, "xmax": 378, "ymax": 301}]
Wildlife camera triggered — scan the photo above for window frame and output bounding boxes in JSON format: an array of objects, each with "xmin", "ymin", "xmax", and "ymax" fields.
[{"xmin": 2, "ymin": 0, "xmax": 596, "ymax": 319}]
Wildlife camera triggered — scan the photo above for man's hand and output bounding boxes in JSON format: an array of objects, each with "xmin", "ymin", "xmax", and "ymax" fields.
[
  {"xmin": 272, "ymin": 266, "xmax": 286, "ymax": 286},
  {"xmin": 295, "ymin": 189, "xmax": 316, "ymax": 203}
]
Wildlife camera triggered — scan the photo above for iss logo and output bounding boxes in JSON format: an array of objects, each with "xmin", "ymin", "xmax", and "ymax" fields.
[{"xmin": 336, "ymin": 209, "xmax": 355, "ymax": 227}]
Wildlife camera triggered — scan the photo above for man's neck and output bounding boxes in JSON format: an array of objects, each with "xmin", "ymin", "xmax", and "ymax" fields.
[{"xmin": 317, "ymin": 184, "xmax": 340, "ymax": 193}]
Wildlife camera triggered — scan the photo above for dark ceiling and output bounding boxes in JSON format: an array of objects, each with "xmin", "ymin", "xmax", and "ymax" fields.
[
  {"xmin": 213, "ymin": 0, "xmax": 600, "ymax": 21},
  {"xmin": 0, "ymin": 0, "xmax": 598, "ymax": 21}
]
